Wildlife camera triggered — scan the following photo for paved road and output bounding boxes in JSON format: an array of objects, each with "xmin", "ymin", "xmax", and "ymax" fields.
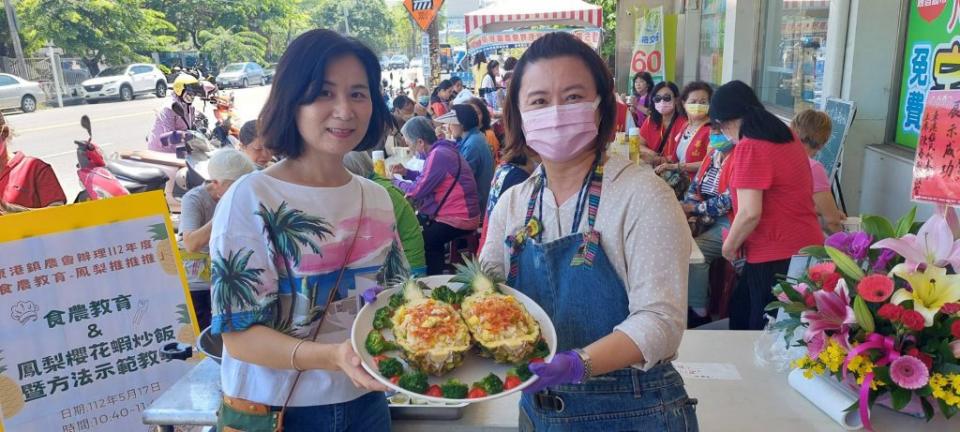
[
  {"xmin": 5, "ymin": 66, "xmax": 422, "ymax": 201},
  {"xmin": 6, "ymin": 85, "xmax": 271, "ymax": 201}
]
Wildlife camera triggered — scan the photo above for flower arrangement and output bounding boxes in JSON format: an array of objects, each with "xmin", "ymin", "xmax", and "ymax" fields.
[{"xmin": 769, "ymin": 208, "xmax": 960, "ymax": 430}]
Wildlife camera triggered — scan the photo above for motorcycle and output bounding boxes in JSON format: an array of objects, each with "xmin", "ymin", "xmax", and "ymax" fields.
[
  {"xmin": 115, "ymin": 103, "xmax": 217, "ymax": 211},
  {"xmin": 74, "ymin": 115, "xmax": 170, "ymax": 203}
]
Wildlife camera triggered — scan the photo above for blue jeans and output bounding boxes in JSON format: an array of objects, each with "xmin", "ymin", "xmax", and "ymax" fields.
[
  {"xmin": 687, "ymin": 216, "xmax": 730, "ymax": 309},
  {"xmin": 282, "ymin": 392, "xmax": 390, "ymax": 432},
  {"xmin": 519, "ymin": 365, "xmax": 698, "ymax": 431}
]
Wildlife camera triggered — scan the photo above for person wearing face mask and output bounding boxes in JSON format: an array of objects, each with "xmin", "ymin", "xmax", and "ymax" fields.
[
  {"xmin": 681, "ymin": 128, "xmax": 736, "ymax": 328},
  {"xmin": 413, "ymin": 85, "xmax": 430, "ymax": 116},
  {"xmin": 637, "ymin": 81, "xmax": 684, "ymax": 165},
  {"xmin": 147, "ymin": 74, "xmax": 201, "ymax": 153},
  {"xmin": 656, "ymin": 81, "xmax": 713, "ymax": 176},
  {"xmin": 0, "ymin": 113, "xmax": 66, "ymax": 211},
  {"xmin": 479, "ymin": 33, "xmax": 697, "ymax": 431},
  {"xmin": 435, "ymin": 104, "xmax": 494, "ymax": 213},
  {"xmin": 710, "ymin": 80, "xmax": 824, "ymax": 331},
  {"xmin": 391, "ymin": 117, "xmax": 480, "ymax": 275}
]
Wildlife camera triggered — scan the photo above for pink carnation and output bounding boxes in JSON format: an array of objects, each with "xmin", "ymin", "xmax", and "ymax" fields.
[{"xmin": 889, "ymin": 355, "xmax": 929, "ymax": 390}]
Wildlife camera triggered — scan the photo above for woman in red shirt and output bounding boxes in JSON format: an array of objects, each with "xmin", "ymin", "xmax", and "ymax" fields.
[
  {"xmin": 656, "ymin": 81, "xmax": 713, "ymax": 176},
  {"xmin": 710, "ymin": 80, "xmax": 824, "ymax": 330},
  {"xmin": 0, "ymin": 115, "xmax": 66, "ymax": 211},
  {"xmin": 637, "ymin": 81, "xmax": 684, "ymax": 166}
]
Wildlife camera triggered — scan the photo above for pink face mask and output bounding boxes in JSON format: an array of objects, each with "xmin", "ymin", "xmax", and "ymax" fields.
[{"xmin": 521, "ymin": 98, "xmax": 601, "ymax": 163}]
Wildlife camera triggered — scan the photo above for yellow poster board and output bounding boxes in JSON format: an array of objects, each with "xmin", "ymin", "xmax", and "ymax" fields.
[{"xmin": 0, "ymin": 192, "xmax": 200, "ymax": 431}]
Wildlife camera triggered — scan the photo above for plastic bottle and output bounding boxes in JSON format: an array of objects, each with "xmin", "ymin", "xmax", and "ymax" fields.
[
  {"xmin": 372, "ymin": 150, "xmax": 387, "ymax": 177},
  {"xmin": 628, "ymin": 128, "xmax": 641, "ymax": 164}
]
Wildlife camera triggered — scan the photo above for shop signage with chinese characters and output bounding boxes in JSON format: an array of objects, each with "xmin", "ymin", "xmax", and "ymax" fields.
[
  {"xmin": 911, "ymin": 90, "xmax": 960, "ymax": 204},
  {"xmin": 896, "ymin": 0, "xmax": 960, "ymax": 148}
]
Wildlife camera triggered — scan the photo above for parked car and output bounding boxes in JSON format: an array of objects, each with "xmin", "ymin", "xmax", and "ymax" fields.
[
  {"xmin": 0, "ymin": 73, "xmax": 43, "ymax": 113},
  {"xmin": 216, "ymin": 62, "xmax": 266, "ymax": 88},
  {"xmin": 388, "ymin": 55, "xmax": 410, "ymax": 70},
  {"xmin": 410, "ymin": 58, "xmax": 423, "ymax": 69},
  {"xmin": 380, "ymin": 55, "xmax": 391, "ymax": 71},
  {"xmin": 82, "ymin": 64, "xmax": 167, "ymax": 103},
  {"xmin": 263, "ymin": 63, "xmax": 277, "ymax": 84}
]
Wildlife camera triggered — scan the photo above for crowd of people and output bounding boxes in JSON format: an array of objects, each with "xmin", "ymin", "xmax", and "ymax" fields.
[{"xmin": 0, "ymin": 27, "xmax": 851, "ymax": 431}]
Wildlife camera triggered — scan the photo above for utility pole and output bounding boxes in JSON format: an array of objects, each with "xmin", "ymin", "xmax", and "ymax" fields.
[
  {"xmin": 3, "ymin": 0, "xmax": 28, "ymax": 77},
  {"xmin": 342, "ymin": 1, "xmax": 352, "ymax": 36},
  {"xmin": 428, "ymin": 19, "xmax": 440, "ymax": 87},
  {"xmin": 46, "ymin": 43, "xmax": 62, "ymax": 108}
]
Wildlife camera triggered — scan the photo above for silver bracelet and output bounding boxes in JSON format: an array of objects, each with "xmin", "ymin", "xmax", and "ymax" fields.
[
  {"xmin": 573, "ymin": 348, "xmax": 593, "ymax": 383},
  {"xmin": 291, "ymin": 340, "xmax": 306, "ymax": 372}
]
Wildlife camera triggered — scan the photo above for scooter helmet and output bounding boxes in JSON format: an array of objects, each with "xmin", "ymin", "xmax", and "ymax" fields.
[{"xmin": 173, "ymin": 74, "xmax": 202, "ymax": 98}]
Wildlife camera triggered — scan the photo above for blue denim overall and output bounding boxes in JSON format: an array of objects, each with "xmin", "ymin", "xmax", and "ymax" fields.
[{"xmin": 507, "ymin": 160, "xmax": 698, "ymax": 432}]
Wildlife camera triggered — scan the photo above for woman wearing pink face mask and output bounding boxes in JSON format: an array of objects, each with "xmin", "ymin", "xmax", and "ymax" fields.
[
  {"xmin": 637, "ymin": 81, "xmax": 685, "ymax": 166},
  {"xmin": 479, "ymin": 33, "xmax": 697, "ymax": 431}
]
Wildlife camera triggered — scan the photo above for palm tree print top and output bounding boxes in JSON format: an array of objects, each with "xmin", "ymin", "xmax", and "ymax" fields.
[{"xmin": 208, "ymin": 171, "xmax": 409, "ymax": 406}]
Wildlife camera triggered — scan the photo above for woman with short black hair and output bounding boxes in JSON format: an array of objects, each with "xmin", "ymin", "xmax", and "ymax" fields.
[
  {"xmin": 209, "ymin": 29, "xmax": 400, "ymax": 431},
  {"xmin": 711, "ymin": 80, "xmax": 824, "ymax": 330}
]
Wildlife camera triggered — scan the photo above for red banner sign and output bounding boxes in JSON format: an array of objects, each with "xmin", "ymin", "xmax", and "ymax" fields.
[{"xmin": 912, "ymin": 89, "xmax": 960, "ymax": 204}]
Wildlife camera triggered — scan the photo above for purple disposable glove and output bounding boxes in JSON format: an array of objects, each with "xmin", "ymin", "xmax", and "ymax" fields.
[
  {"xmin": 522, "ymin": 351, "xmax": 585, "ymax": 394},
  {"xmin": 361, "ymin": 285, "xmax": 384, "ymax": 305}
]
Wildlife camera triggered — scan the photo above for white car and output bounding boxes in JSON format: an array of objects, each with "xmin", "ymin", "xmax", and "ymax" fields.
[
  {"xmin": 82, "ymin": 64, "xmax": 168, "ymax": 102},
  {"xmin": 0, "ymin": 73, "xmax": 43, "ymax": 113}
]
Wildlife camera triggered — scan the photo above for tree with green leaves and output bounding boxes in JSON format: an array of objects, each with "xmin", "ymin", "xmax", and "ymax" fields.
[
  {"xmin": 586, "ymin": 0, "xmax": 617, "ymax": 66},
  {"xmin": 198, "ymin": 27, "xmax": 268, "ymax": 69},
  {"xmin": 18, "ymin": 0, "xmax": 175, "ymax": 75},
  {"xmin": 309, "ymin": 0, "xmax": 394, "ymax": 54}
]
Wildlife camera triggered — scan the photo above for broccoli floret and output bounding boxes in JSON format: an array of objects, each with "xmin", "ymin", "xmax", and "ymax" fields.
[
  {"xmin": 529, "ymin": 339, "xmax": 549, "ymax": 360},
  {"xmin": 474, "ymin": 373, "xmax": 504, "ymax": 395},
  {"xmin": 509, "ymin": 364, "xmax": 533, "ymax": 381},
  {"xmin": 430, "ymin": 285, "xmax": 463, "ymax": 305},
  {"xmin": 378, "ymin": 357, "xmax": 403, "ymax": 378},
  {"xmin": 398, "ymin": 370, "xmax": 429, "ymax": 394},
  {"xmin": 388, "ymin": 291, "xmax": 406, "ymax": 309},
  {"xmin": 373, "ymin": 306, "xmax": 393, "ymax": 330},
  {"xmin": 440, "ymin": 378, "xmax": 469, "ymax": 399},
  {"xmin": 365, "ymin": 330, "xmax": 399, "ymax": 355}
]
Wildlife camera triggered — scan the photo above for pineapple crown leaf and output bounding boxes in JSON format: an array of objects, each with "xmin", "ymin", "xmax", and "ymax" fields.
[
  {"xmin": 149, "ymin": 223, "xmax": 170, "ymax": 241},
  {"xmin": 451, "ymin": 256, "xmax": 504, "ymax": 294}
]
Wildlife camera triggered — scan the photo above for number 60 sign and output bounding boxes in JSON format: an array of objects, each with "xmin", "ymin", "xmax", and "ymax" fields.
[{"xmin": 631, "ymin": 49, "xmax": 663, "ymax": 76}]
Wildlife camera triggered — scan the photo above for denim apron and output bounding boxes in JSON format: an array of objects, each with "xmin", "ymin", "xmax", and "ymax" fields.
[{"xmin": 506, "ymin": 158, "xmax": 698, "ymax": 432}]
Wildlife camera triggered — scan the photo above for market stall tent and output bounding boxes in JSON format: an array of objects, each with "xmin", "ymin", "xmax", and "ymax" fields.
[{"xmin": 464, "ymin": 0, "xmax": 603, "ymax": 35}]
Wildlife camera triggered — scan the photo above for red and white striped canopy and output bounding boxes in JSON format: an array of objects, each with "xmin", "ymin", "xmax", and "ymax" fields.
[{"xmin": 464, "ymin": 0, "xmax": 603, "ymax": 35}]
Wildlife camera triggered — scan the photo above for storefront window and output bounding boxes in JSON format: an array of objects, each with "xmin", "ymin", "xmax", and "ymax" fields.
[
  {"xmin": 756, "ymin": 0, "xmax": 830, "ymax": 114},
  {"xmin": 698, "ymin": 0, "xmax": 726, "ymax": 86}
]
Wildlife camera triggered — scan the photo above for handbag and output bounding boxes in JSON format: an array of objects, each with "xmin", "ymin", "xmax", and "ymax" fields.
[
  {"xmin": 216, "ymin": 186, "xmax": 365, "ymax": 432},
  {"xmin": 417, "ymin": 157, "xmax": 461, "ymax": 227}
]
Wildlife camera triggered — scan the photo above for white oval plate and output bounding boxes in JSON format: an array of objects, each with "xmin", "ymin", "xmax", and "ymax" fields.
[{"xmin": 351, "ymin": 275, "xmax": 557, "ymax": 404}]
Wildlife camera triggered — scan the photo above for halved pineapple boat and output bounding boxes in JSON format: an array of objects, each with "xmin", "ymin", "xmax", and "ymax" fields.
[
  {"xmin": 390, "ymin": 277, "xmax": 472, "ymax": 375},
  {"xmin": 453, "ymin": 259, "xmax": 541, "ymax": 364}
]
